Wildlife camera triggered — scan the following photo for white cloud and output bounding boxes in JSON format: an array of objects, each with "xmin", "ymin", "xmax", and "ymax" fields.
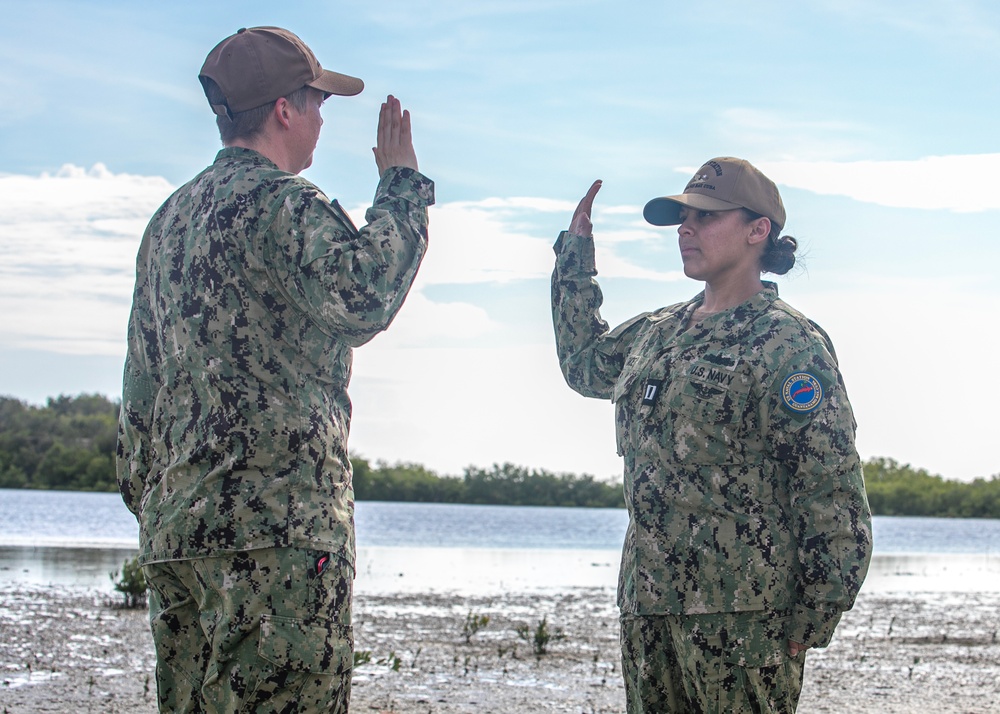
[
  {"xmin": 670, "ymin": 153, "xmax": 1000, "ymax": 213},
  {"xmin": 790, "ymin": 279, "xmax": 1000, "ymax": 482},
  {"xmin": 367, "ymin": 291, "xmax": 497, "ymax": 349},
  {"xmin": 418, "ymin": 202, "xmax": 557, "ymax": 284},
  {"xmin": 710, "ymin": 108, "xmax": 874, "ymax": 162},
  {"xmin": 600, "ymin": 204, "xmax": 644, "ymax": 216},
  {"xmin": 0, "ymin": 164, "xmax": 174, "ymax": 355},
  {"xmin": 759, "ymin": 154, "xmax": 1000, "ymax": 213},
  {"xmin": 719, "ymin": 108, "xmax": 863, "ymax": 137},
  {"xmin": 458, "ymin": 197, "xmax": 576, "ymax": 212},
  {"xmin": 817, "ymin": 0, "xmax": 1000, "ymax": 51},
  {"xmin": 2, "ymin": 167, "xmax": 673, "ymax": 360},
  {"xmin": 3, "ymin": 163, "xmax": 1000, "ymax": 482},
  {"xmin": 345, "ymin": 198, "xmax": 680, "ymax": 286},
  {"xmin": 349, "ymin": 342, "xmax": 622, "ymax": 480}
]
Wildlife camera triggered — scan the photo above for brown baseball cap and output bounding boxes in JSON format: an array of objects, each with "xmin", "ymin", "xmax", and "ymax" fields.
[
  {"xmin": 199, "ymin": 26, "xmax": 364, "ymax": 116},
  {"xmin": 643, "ymin": 157, "xmax": 785, "ymax": 230}
]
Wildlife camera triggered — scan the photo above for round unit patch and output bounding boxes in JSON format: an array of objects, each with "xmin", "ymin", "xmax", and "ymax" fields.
[{"xmin": 781, "ymin": 372, "xmax": 823, "ymax": 414}]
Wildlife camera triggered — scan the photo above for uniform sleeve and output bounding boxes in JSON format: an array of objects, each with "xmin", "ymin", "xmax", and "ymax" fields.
[
  {"xmin": 766, "ymin": 346, "xmax": 873, "ymax": 648},
  {"xmin": 551, "ymin": 230, "xmax": 647, "ymax": 399},
  {"xmin": 262, "ymin": 167, "xmax": 434, "ymax": 347},
  {"xmin": 115, "ymin": 264, "xmax": 160, "ymax": 518}
]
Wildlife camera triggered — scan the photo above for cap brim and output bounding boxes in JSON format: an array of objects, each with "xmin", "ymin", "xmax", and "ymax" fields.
[
  {"xmin": 643, "ymin": 194, "xmax": 743, "ymax": 226},
  {"xmin": 308, "ymin": 69, "xmax": 364, "ymax": 97}
]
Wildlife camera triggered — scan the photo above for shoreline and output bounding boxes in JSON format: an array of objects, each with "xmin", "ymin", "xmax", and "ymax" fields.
[
  {"xmin": 1, "ymin": 583, "xmax": 998, "ymax": 713},
  {"xmin": 4, "ymin": 543, "xmax": 1000, "ymax": 595}
]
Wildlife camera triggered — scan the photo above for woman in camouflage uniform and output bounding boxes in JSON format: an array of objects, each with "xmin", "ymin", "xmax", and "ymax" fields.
[{"xmin": 551, "ymin": 158, "xmax": 872, "ymax": 713}]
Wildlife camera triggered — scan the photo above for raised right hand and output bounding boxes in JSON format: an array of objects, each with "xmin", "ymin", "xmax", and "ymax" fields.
[
  {"xmin": 569, "ymin": 180, "xmax": 602, "ymax": 237},
  {"xmin": 373, "ymin": 94, "xmax": 419, "ymax": 175}
]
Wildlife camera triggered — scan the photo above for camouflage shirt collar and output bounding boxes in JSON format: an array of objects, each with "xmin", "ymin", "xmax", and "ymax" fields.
[
  {"xmin": 688, "ymin": 281, "xmax": 779, "ymax": 317},
  {"xmin": 752, "ymin": 280, "xmax": 780, "ymax": 309},
  {"xmin": 214, "ymin": 146, "xmax": 280, "ymax": 171},
  {"xmin": 669, "ymin": 281, "xmax": 781, "ymax": 346}
]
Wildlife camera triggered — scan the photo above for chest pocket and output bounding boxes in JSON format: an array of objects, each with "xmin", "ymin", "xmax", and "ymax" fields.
[
  {"xmin": 663, "ymin": 361, "xmax": 753, "ymax": 463},
  {"xmin": 665, "ymin": 362, "xmax": 751, "ymax": 422},
  {"xmin": 611, "ymin": 351, "xmax": 658, "ymax": 457}
]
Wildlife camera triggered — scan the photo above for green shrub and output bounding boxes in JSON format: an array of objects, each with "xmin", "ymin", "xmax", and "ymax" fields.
[
  {"xmin": 516, "ymin": 615, "xmax": 565, "ymax": 655},
  {"xmin": 109, "ymin": 555, "xmax": 147, "ymax": 609},
  {"xmin": 462, "ymin": 610, "xmax": 490, "ymax": 643}
]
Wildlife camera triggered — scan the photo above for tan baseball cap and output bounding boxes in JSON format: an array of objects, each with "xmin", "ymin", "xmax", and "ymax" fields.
[
  {"xmin": 643, "ymin": 157, "xmax": 785, "ymax": 230},
  {"xmin": 199, "ymin": 26, "xmax": 364, "ymax": 116}
]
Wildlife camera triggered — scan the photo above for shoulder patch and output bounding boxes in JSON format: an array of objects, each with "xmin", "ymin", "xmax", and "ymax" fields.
[{"xmin": 781, "ymin": 372, "xmax": 823, "ymax": 414}]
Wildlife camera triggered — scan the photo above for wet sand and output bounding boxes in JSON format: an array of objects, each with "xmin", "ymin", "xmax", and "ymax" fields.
[{"xmin": 1, "ymin": 584, "xmax": 998, "ymax": 713}]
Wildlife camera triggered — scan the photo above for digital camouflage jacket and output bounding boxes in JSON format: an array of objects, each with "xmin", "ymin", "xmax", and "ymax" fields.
[
  {"xmin": 552, "ymin": 230, "xmax": 871, "ymax": 648},
  {"xmin": 117, "ymin": 147, "xmax": 434, "ymax": 570}
]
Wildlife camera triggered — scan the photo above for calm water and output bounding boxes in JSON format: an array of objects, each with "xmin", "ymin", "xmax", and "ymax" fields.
[
  {"xmin": 0, "ymin": 489, "xmax": 628, "ymax": 550},
  {"xmin": 1, "ymin": 488, "xmax": 998, "ymax": 555},
  {"xmin": 2, "ymin": 489, "xmax": 999, "ymax": 593}
]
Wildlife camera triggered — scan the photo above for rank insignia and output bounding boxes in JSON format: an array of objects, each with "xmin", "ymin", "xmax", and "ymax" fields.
[{"xmin": 642, "ymin": 379, "xmax": 663, "ymax": 406}]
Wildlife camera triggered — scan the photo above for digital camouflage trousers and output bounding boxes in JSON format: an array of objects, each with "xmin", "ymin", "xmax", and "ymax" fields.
[
  {"xmin": 144, "ymin": 547, "xmax": 353, "ymax": 713},
  {"xmin": 620, "ymin": 611, "xmax": 805, "ymax": 713}
]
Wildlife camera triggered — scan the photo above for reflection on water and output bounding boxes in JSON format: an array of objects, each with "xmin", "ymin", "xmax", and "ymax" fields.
[
  {"xmin": 4, "ymin": 489, "xmax": 1000, "ymax": 554},
  {"xmin": 0, "ymin": 489, "xmax": 139, "ymax": 547},
  {"xmin": 864, "ymin": 553, "xmax": 1000, "ymax": 593},
  {"xmin": 354, "ymin": 549, "xmax": 1000, "ymax": 596},
  {"xmin": 0, "ymin": 545, "xmax": 138, "ymax": 592},
  {"xmin": 355, "ymin": 546, "xmax": 620, "ymax": 595},
  {"xmin": 3, "ymin": 489, "xmax": 1000, "ymax": 594},
  {"xmin": 3, "ymin": 544, "xmax": 999, "ymax": 595}
]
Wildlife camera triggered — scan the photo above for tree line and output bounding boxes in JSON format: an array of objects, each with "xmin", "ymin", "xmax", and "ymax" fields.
[
  {"xmin": 0, "ymin": 394, "xmax": 118, "ymax": 491},
  {"xmin": 863, "ymin": 456, "xmax": 1000, "ymax": 519},
  {"xmin": 351, "ymin": 459, "xmax": 623, "ymax": 508},
  {"xmin": 2, "ymin": 394, "xmax": 999, "ymax": 517}
]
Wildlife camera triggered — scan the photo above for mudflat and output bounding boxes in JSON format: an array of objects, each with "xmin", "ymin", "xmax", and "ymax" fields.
[{"xmin": 1, "ymin": 584, "xmax": 998, "ymax": 713}]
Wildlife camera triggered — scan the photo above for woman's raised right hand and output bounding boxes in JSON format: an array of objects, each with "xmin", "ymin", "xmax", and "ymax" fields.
[{"xmin": 568, "ymin": 180, "xmax": 602, "ymax": 237}]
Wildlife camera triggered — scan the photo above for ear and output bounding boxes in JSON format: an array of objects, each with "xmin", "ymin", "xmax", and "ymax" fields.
[
  {"xmin": 746, "ymin": 217, "xmax": 771, "ymax": 246},
  {"xmin": 273, "ymin": 97, "xmax": 294, "ymax": 130}
]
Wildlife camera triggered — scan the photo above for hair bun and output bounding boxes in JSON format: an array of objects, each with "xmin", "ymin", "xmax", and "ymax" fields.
[
  {"xmin": 762, "ymin": 234, "xmax": 797, "ymax": 275},
  {"xmin": 776, "ymin": 235, "xmax": 797, "ymax": 252}
]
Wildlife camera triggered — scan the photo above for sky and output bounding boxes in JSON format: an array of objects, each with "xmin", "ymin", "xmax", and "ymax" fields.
[{"xmin": 1, "ymin": 0, "xmax": 998, "ymax": 483}]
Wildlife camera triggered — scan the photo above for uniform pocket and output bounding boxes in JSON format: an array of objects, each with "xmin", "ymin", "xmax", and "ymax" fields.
[
  {"xmin": 721, "ymin": 612, "xmax": 789, "ymax": 668},
  {"xmin": 258, "ymin": 614, "xmax": 353, "ymax": 675},
  {"xmin": 611, "ymin": 365, "xmax": 645, "ymax": 457},
  {"xmin": 662, "ymin": 362, "xmax": 753, "ymax": 463},
  {"xmin": 238, "ymin": 614, "xmax": 353, "ymax": 712},
  {"xmin": 664, "ymin": 365, "xmax": 750, "ymax": 425},
  {"xmin": 611, "ymin": 368, "xmax": 641, "ymax": 405}
]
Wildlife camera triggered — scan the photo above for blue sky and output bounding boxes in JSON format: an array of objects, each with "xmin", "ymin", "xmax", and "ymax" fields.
[{"xmin": 1, "ymin": 0, "xmax": 998, "ymax": 483}]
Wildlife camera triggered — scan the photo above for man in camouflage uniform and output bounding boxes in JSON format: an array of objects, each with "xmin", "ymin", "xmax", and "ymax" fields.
[
  {"xmin": 552, "ymin": 161, "xmax": 871, "ymax": 712},
  {"xmin": 116, "ymin": 26, "xmax": 433, "ymax": 713}
]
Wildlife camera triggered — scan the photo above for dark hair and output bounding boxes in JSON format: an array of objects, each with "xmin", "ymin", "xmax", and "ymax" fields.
[
  {"xmin": 742, "ymin": 209, "xmax": 797, "ymax": 275},
  {"xmin": 202, "ymin": 78, "xmax": 313, "ymax": 144}
]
